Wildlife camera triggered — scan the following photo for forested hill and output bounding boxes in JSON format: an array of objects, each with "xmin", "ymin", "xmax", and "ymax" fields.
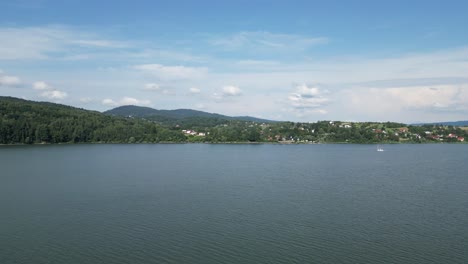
[
  {"xmin": 105, "ymin": 105, "xmax": 275, "ymax": 123},
  {"xmin": 0, "ymin": 96, "xmax": 185, "ymax": 144}
]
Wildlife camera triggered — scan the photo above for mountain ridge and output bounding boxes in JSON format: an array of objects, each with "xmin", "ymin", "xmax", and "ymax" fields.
[
  {"xmin": 412, "ymin": 120, "xmax": 468, "ymax": 126},
  {"xmin": 104, "ymin": 105, "xmax": 276, "ymax": 123}
]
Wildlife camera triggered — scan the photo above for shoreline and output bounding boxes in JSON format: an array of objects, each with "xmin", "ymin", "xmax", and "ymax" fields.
[{"xmin": 1, "ymin": 141, "xmax": 466, "ymax": 146}]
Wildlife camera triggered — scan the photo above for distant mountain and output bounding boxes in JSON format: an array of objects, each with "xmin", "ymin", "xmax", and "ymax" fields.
[
  {"xmin": 104, "ymin": 105, "xmax": 276, "ymax": 123},
  {"xmin": 412, "ymin": 121, "xmax": 468, "ymax": 126}
]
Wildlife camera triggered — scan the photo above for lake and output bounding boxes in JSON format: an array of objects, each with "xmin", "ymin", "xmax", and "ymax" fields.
[{"xmin": 1, "ymin": 144, "xmax": 467, "ymax": 263}]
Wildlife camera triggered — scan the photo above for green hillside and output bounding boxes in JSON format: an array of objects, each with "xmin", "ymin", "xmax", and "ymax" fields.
[
  {"xmin": 0, "ymin": 96, "xmax": 185, "ymax": 144},
  {"xmin": 104, "ymin": 105, "xmax": 275, "ymax": 124}
]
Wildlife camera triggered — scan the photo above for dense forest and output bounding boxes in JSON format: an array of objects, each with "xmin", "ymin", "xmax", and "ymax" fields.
[
  {"xmin": 0, "ymin": 96, "xmax": 467, "ymax": 144},
  {"xmin": 0, "ymin": 97, "xmax": 185, "ymax": 144},
  {"xmin": 105, "ymin": 105, "xmax": 274, "ymax": 123}
]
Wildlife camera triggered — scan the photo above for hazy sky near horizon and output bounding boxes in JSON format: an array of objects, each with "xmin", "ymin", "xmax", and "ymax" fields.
[{"xmin": 1, "ymin": 0, "xmax": 468, "ymax": 123}]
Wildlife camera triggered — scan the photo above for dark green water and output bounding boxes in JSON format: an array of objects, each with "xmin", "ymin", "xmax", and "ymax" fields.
[{"xmin": 1, "ymin": 144, "xmax": 467, "ymax": 264}]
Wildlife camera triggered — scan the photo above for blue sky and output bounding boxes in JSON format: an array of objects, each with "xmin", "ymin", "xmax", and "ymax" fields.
[{"xmin": 1, "ymin": 0, "xmax": 468, "ymax": 122}]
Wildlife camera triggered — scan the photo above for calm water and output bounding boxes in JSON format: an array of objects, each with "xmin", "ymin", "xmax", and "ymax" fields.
[{"xmin": 0, "ymin": 144, "xmax": 467, "ymax": 264}]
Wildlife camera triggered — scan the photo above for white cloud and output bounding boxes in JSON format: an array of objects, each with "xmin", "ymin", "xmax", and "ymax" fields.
[
  {"xmin": 189, "ymin": 87, "xmax": 201, "ymax": 94},
  {"xmin": 33, "ymin": 81, "xmax": 51, "ymax": 90},
  {"xmin": 288, "ymin": 84, "xmax": 330, "ymax": 109},
  {"xmin": 294, "ymin": 84, "xmax": 322, "ymax": 97},
  {"xmin": 134, "ymin": 64, "xmax": 208, "ymax": 81},
  {"xmin": 41, "ymin": 90, "xmax": 68, "ymax": 100},
  {"xmin": 120, "ymin": 97, "xmax": 151, "ymax": 106},
  {"xmin": 211, "ymin": 86, "xmax": 243, "ymax": 101},
  {"xmin": 102, "ymin": 98, "xmax": 117, "ymax": 106},
  {"xmin": 222, "ymin": 85, "xmax": 242, "ymax": 96},
  {"xmin": 32, "ymin": 80, "xmax": 67, "ymax": 100},
  {"xmin": 102, "ymin": 97, "xmax": 151, "ymax": 107},
  {"xmin": 385, "ymin": 86, "xmax": 464, "ymax": 110},
  {"xmin": 0, "ymin": 76, "xmax": 21, "ymax": 86},
  {"xmin": 0, "ymin": 71, "xmax": 21, "ymax": 86},
  {"xmin": 339, "ymin": 84, "xmax": 468, "ymax": 122}
]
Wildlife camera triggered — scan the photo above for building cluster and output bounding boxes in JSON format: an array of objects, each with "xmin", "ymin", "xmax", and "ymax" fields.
[
  {"xmin": 182, "ymin": 130, "xmax": 206, "ymax": 136},
  {"xmin": 423, "ymin": 131, "xmax": 464, "ymax": 142}
]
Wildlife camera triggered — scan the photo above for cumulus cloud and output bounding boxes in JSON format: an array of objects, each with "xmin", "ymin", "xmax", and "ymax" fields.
[
  {"xmin": 0, "ymin": 71, "xmax": 21, "ymax": 86},
  {"xmin": 32, "ymin": 81, "xmax": 68, "ymax": 100},
  {"xmin": 33, "ymin": 81, "xmax": 51, "ymax": 90},
  {"xmin": 288, "ymin": 84, "xmax": 330, "ymax": 109},
  {"xmin": 211, "ymin": 86, "xmax": 243, "ymax": 101},
  {"xmin": 222, "ymin": 85, "xmax": 242, "ymax": 96},
  {"xmin": 102, "ymin": 97, "xmax": 151, "ymax": 107},
  {"xmin": 134, "ymin": 64, "xmax": 208, "ymax": 81}
]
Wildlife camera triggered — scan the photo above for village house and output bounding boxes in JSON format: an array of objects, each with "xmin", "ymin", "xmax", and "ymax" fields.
[
  {"xmin": 182, "ymin": 130, "xmax": 198, "ymax": 136},
  {"xmin": 447, "ymin": 133, "xmax": 457, "ymax": 138}
]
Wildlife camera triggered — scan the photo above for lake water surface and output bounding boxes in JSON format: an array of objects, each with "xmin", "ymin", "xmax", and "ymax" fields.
[{"xmin": 1, "ymin": 144, "xmax": 467, "ymax": 263}]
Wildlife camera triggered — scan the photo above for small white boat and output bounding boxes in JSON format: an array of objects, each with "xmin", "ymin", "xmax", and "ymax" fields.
[{"xmin": 377, "ymin": 145, "xmax": 384, "ymax": 152}]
